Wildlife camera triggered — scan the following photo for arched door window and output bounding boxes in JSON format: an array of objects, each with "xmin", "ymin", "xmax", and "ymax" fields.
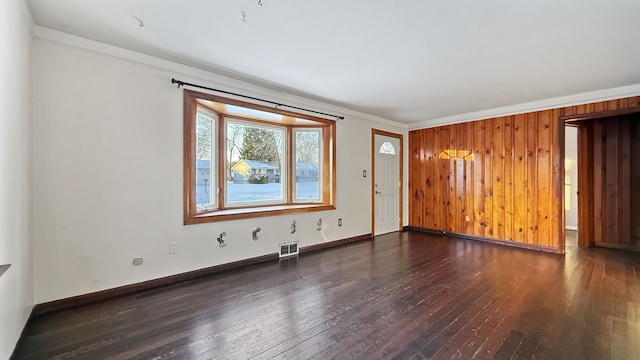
[{"xmin": 379, "ymin": 141, "xmax": 396, "ymax": 155}]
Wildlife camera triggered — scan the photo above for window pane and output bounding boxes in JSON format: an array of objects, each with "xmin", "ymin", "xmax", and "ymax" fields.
[
  {"xmin": 227, "ymin": 121, "xmax": 285, "ymax": 205},
  {"xmin": 294, "ymin": 129, "xmax": 322, "ymax": 201},
  {"xmin": 196, "ymin": 110, "xmax": 215, "ymax": 210},
  {"xmin": 379, "ymin": 141, "xmax": 396, "ymax": 155},
  {"xmin": 226, "ymin": 105, "xmax": 282, "ymax": 121}
]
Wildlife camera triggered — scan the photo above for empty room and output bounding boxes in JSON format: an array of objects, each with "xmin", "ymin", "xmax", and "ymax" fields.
[{"xmin": 2, "ymin": 0, "xmax": 639, "ymax": 359}]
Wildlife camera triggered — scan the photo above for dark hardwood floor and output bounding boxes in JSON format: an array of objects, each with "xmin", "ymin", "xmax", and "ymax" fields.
[{"xmin": 12, "ymin": 231, "xmax": 640, "ymax": 359}]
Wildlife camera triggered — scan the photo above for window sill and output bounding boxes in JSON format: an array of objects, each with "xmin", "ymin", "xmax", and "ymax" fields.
[{"xmin": 185, "ymin": 204, "xmax": 335, "ymax": 225}]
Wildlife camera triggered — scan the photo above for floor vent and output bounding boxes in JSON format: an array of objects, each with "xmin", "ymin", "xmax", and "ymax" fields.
[{"xmin": 279, "ymin": 242, "xmax": 299, "ymax": 258}]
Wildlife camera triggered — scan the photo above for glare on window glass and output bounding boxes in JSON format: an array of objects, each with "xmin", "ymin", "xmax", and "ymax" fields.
[
  {"xmin": 294, "ymin": 129, "xmax": 321, "ymax": 201},
  {"xmin": 195, "ymin": 111, "xmax": 215, "ymax": 208},
  {"xmin": 226, "ymin": 105, "xmax": 282, "ymax": 120}
]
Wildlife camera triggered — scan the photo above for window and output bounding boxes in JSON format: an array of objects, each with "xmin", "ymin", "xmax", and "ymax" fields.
[
  {"xmin": 294, "ymin": 128, "xmax": 321, "ymax": 202},
  {"xmin": 379, "ymin": 141, "xmax": 396, "ymax": 155},
  {"xmin": 184, "ymin": 90, "xmax": 336, "ymax": 224}
]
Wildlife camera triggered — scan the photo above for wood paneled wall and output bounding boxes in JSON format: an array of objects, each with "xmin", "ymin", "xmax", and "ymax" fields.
[
  {"xmin": 578, "ymin": 114, "xmax": 640, "ymax": 251},
  {"xmin": 409, "ymin": 112, "xmax": 563, "ymax": 251},
  {"xmin": 409, "ymin": 96, "xmax": 640, "ymax": 253}
]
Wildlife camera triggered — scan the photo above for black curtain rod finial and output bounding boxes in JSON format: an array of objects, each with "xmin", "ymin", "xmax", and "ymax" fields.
[{"xmin": 171, "ymin": 78, "xmax": 184, "ymax": 88}]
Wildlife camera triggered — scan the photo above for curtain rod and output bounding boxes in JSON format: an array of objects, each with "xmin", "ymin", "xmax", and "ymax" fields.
[{"xmin": 171, "ymin": 78, "xmax": 344, "ymax": 121}]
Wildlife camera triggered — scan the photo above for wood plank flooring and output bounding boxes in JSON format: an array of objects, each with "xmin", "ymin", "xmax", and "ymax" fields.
[{"xmin": 12, "ymin": 231, "xmax": 640, "ymax": 359}]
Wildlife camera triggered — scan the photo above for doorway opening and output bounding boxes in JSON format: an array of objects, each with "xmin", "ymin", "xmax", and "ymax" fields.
[
  {"xmin": 565, "ymin": 107, "xmax": 640, "ymax": 252},
  {"xmin": 565, "ymin": 125, "xmax": 579, "ymax": 247}
]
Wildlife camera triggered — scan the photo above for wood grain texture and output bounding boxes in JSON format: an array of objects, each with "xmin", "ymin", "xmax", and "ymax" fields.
[
  {"xmin": 12, "ymin": 231, "xmax": 640, "ymax": 360},
  {"xmin": 408, "ymin": 96, "xmax": 640, "ymax": 251},
  {"xmin": 580, "ymin": 114, "xmax": 640, "ymax": 251},
  {"xmin": 577, "ymin": 124, "xmax": 594, "ymax": 247},
  {"xmin": 33, "ymin": 234, "xmax": 371, "ymax": 316}
]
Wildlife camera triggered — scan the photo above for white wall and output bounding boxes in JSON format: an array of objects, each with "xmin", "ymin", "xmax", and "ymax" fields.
[
  {"xmin": 565, "ymin": 126, "xmax": 578, "ymax": 230},
  {"xmin": 33, "ymin": 35, "xmax": 408, "ymax": 304},
  {"xmin": 0, "ymin": 0, "xmax": 34, "ymax": 358}
]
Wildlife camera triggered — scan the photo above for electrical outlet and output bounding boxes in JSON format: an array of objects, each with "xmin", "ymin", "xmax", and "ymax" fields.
[
  {"xmin": 169, "ymin": 241, "xmax": 177, "ymax": 254},
  {"xmin": 132, "ymin": 258, "xmax": 143, "ymax": 265},
  {"xmin": 465, "ymin": 215, "xmax": 470, "ymax": 222},
  {"xmin": 338, "ymin": 218, "xmax": 343, "ymax": 226}
]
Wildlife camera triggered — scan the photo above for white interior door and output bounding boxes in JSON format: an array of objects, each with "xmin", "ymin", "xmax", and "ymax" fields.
[{"xmin": 374, "ymin": 134, "xmax": 400, "ymax": 235}]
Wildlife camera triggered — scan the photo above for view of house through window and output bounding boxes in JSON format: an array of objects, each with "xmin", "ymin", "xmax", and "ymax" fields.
[
  {"xmin": 226, "ymin": 121, "xmax": 285, "ymax": 205},
  {"xmin": 185, "ymin": 90, "xmax": 335, "ymax": 223}
]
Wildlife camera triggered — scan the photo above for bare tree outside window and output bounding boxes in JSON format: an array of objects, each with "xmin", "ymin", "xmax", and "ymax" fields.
[
  {"xmin": 226, "ymin": 123, "xmax": 243, "ymax": 181},
  {"xmin": 196, "ymin": 113, "xmax": 212, "ymax": 160},
  {"xmin": 295, "ymin": 130, "xmax": 320, "ymax": 166},
  {"xmin": 294, "ymin": 129, "xmax": 321, "ymax": 201}
]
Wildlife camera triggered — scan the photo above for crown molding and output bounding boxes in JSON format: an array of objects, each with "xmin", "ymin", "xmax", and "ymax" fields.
[
  {"xmin": 408, "ymin": 83, "xmax": 640, "ymax": 130},
  {"xmin": 33, "ymin": 26, "xmax": 407, "ymax": 129}
]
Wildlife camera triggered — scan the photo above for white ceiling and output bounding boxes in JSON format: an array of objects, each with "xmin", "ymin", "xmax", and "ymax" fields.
[{"xmin": 26, "ymin": 0, "xmax": 640, "ymax": 125}]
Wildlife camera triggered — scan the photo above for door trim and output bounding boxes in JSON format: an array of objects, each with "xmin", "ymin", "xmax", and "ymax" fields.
[{"xmin": 371, "ymin": 129, "xmax": 404, "ymax": 236}]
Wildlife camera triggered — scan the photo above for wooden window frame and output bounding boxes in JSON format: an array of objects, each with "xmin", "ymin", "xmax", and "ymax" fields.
[{"xmin": 183, "ymin": 89, "xmax": 336, "ymax": 225}]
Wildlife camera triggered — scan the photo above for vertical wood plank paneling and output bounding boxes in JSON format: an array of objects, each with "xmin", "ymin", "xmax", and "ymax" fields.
[
  {"xmin": 409, "ymin": 131, "xmax": 422, "ymax": 227},
  {"xmin": 465, "ymin": 122, "xmax": 474, "ymax": 234},
  {"xmin": 619, "ymin": 98, "xmax": 629, "ymax": 108},
  {"xmin": 504, "ymin": 116, "xmax": 514, "ymax": 241},
  {"xmin": 407, "ymin": 96, "xmax": 640, "ymax": 252},
  {"xmin": 580, "ymin": 114, "xmax": 640, "ymax": 251},
  {"xmin": 536, "ymin": 111, "xmax": 551, "ymax": 247},
  {"xmin": 425, "ymin": 128, "xmax": 436, "ymax": 229},
  {"xmin": 620, "ymin": 119, "xmax": 632, "ymax": 246},
  {"xmin": 442, "ymin": 126, "xmax": 456, "ymax": 231},
  {"xmin": 604, "ymin": 120, "xmax": 620, "ymax": 244},
  {"xmin": 434, "ymin": 127, "xmax": 443, "ymax": 230},
  {"xmin": 594, "ymin": 101, "xmax": 606, "ymax": 112},
  {"xmin": 492, "ymin": 117, "xmax": 505, "ymax": 240},
  {"xmin": 484, "ymin": 119, "xmax": 494, "ymax": 237},
  {"xmin": 633, "ymin": 121, "xmax": 640, "ymax": 246},
  {"xmin": 473, "ymin": 121, "xmax": 486, "ymax": 236},
  {"xmin": 551, "ymin": 110, "xmax": 564, "ymax": 251},
  {"xmin": 593, "ymin": 120, "xmax": 604, "ymax": 243},
  {"xmin": 413, "ymin": 130, "xmax": 421, "ymax": 228},
  {"xmin": 513, "ymin": 114, "xmax": 527, "ymax": 243},
  {"xmin": 563, "ymin": 106, "xmax": 575, "ymax": 117},
  {"xmin": 455, "ymin": 124, "xmax": 465, "ymax": 232},
  {"xmin": 526, "ymin": 113, "xmax": 538, "ymax": 245}
]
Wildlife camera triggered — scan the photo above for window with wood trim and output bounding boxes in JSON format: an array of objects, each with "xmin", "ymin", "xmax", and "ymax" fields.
[{"xmin": 184, "ymin": 90, "xmax": 336, "ymax": 224}]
